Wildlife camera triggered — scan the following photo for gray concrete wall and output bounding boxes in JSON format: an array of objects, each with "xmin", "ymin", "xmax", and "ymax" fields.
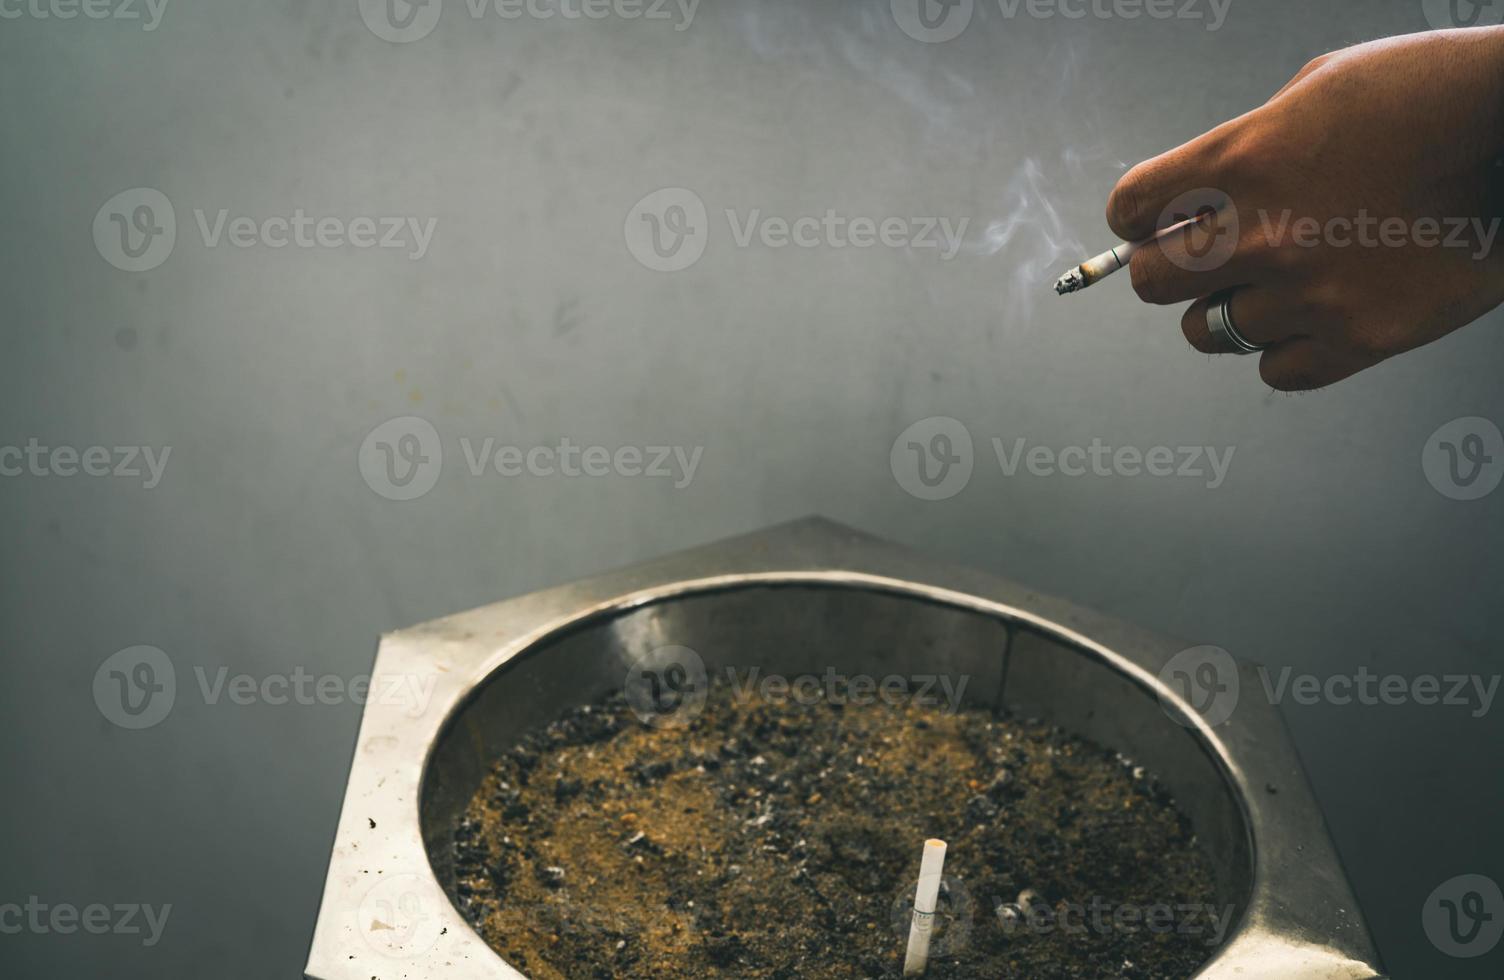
[{"xmin": 1, "ymin": 1, "xmax": 1498, "ymax": 976}]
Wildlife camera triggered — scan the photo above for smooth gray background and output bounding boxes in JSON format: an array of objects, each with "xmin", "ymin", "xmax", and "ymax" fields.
[{"xmin": 1, "ymin": 0, "xmax": 1500, "ymax": 977}]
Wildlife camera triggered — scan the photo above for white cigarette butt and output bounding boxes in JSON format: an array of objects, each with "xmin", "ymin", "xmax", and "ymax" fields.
[{"xmin": 903, "ymin": 838, "xmax": 947, "ymax": 976}]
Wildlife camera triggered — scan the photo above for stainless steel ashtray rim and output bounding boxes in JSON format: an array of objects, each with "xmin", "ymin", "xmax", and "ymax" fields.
[{"xmin": 306, "ymin": 518, "xmax": 1386, "ymax": 980}]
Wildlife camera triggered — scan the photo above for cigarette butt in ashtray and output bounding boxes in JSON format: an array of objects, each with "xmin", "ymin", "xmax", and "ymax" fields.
[{"xmin": 903, "ymin": 838, "xmax": 948, "ymax": 976}]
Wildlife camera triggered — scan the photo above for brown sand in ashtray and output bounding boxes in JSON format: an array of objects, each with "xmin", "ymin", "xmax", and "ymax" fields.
[{"xmin": 452, "ymin": 680, "xmax": 1226, "ymax": 979}]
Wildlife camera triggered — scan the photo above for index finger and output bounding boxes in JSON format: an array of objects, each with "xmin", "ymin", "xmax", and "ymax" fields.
[{"xmin": 1106, "ymin": 118, "xmax": 1245, "ymax": 242}]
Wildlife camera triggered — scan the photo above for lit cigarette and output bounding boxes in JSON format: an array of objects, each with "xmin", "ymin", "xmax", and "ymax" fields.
[
  {"xmin": 902, "ymin": 838, "xmax": 947, "ymax": 976},
  {"xmin": 1052, "ymin": 213, "xmax": 1205, "ymax": 296}
]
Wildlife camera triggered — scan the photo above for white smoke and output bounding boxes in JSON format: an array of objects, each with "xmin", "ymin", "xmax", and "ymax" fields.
[{"xmin": 729, "ymin": 4, "xmax": 1131, "ymax": 316}]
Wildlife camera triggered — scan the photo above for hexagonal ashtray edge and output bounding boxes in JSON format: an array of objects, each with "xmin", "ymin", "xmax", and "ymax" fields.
[{"xmin": 306, "ymin": 517, "xmax": 1385, "ymax": 980}]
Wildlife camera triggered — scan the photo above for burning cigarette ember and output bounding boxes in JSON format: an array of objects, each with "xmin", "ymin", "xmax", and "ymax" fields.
[{"xmin": 1053, "ymin": 212, "xmax": 1208, "ymax": 295}]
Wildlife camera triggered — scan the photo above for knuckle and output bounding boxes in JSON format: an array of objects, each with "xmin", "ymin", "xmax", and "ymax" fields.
[{"xmin": 1302, "ymin": 52, "xmax": 1334, "ymax": 75}]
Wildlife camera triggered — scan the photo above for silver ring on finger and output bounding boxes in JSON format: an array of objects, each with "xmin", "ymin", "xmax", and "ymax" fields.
[{"xmin": 1206, "ymin": 289, "xmax": 1265, "ymax": 355}]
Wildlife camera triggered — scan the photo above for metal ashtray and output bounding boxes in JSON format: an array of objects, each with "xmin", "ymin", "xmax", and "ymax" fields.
[{"xmin": 305, "ymin": 518, "xmax": 1385, "ymax": 979}]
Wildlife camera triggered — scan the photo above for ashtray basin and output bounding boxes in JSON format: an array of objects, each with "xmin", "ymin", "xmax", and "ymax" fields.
[{"xmin": 305, "ymin": 518, "xmax": 1385, "ymax": 980}]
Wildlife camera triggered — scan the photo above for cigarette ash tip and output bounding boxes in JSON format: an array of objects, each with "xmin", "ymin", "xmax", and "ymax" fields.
[{"xmin": 1053, "ymin": 268, "xmax": 1086, "ymax": 295}]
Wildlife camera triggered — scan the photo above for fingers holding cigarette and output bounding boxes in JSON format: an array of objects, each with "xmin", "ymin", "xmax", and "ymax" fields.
[
  {"xmin": 1105, "ymin": 121, "xmax": 1244, "ymax": 243},
  {"xmin": 1073, "ymin": 30, "xmax": 1504, "ymax": 390},
  {"xmin": 1125, "ymin": 216, "xmax": 1260, "ymax": 306}
]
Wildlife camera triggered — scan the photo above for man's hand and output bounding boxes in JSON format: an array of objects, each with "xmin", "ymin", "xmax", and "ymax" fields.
[{"xmin": 1108, "ymin": 28, "xmax": 1504, "ymax": 391}]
